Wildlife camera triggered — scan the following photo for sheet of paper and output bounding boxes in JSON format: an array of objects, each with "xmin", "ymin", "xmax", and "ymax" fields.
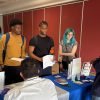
[
  {"xmin": 0, "ymin": 72, "xmax": 5, "ymax": 92},
  {"xmin": 72, "ymin": 58, "xmax": 81, "ymax": 76},
  {"xmin": 67, "ymin": 62, "xmax": 72, "ymax": 79},
  {"xmin": 11, "ymin": 58, "xmax": 24, "ymax": 62},
  {"xmin": 43, "ymin": 55, "xmax": 55, "ymax": 69}
]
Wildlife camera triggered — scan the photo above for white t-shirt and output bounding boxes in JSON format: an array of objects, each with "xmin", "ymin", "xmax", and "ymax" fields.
[{"xmin": 4, "ymin": 77, "xmax": 58, "ymax": 100}]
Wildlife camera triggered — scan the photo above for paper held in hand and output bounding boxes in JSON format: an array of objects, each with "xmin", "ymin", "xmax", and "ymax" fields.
[
  {"xmin": 43, "ymin": 55, "xmax": 55, "ymax": 69},
  {"xmin": 11, "ymin": 58, "xmax": 24, "ymax": 62}
]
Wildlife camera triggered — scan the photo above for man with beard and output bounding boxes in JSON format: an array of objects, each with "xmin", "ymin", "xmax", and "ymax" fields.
[{"xmin": 29, "ymin": 21, "xmax": 54, "ymax": 76}]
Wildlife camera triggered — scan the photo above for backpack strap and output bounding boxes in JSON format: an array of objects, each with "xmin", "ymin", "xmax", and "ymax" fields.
[
  {"xmin": 3, "ymin": 33, "xmax": 10, "ymax": 62},
  {"xmin": 5, "ymin": 33, "xmax": 10, "ymax": 50}
]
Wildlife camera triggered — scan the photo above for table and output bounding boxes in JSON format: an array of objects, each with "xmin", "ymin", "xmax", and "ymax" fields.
[
  {"xmin": 0, "ymin": 72, "xmax": 94, "ymax": 100},
  {"xmin": 44, "ymin": 72, "xmax": 94, "ymax": 100}
]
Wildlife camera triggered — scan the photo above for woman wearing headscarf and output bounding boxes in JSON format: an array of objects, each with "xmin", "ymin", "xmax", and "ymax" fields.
[{"xmin": 59, "ymin": 28, "xmax": 78, "ymax": 71}]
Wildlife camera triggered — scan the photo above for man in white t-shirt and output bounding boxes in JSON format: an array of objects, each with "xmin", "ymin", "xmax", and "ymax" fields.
[{"xmin": 4, "ymin": 58, "xmax": 58, "ymax": 100}]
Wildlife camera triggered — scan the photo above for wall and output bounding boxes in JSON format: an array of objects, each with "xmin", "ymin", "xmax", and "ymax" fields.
[
  {"xmin": 81, "ymin": 0, "xmax": 100, "ymax": 61},
  {"xmin": 0, "ymin": 15, "xmax": 3, "ymax": 33},
  {"xmin": 2, "ymin": 0, "xmax": 100, "ymax": 62}
]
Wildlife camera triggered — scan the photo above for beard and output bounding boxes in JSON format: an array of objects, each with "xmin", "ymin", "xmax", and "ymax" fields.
[{"xmin": 40, "ymin": 32, "xmax": 46, "ymax": 36}]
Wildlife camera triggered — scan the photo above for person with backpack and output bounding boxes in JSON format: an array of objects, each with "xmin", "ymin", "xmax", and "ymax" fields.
[
  {"xmin": 29, "ymin": 21, "xmax": 54, "ymax": 76},
  {"xmin": 0, "ymin": 18, "xmax": 26, "ymax": 85}
]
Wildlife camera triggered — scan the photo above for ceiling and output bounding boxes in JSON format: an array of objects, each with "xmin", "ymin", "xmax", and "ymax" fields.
[
  {"xmin": 0, "ymin": 0, "xmax": 25, "ymax": 6},
  {"xmin": 0, "ymin": 0, "xmax": 84, "ymax": 15}
]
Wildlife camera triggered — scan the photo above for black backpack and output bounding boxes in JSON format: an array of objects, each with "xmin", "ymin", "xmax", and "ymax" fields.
[{"xmin": 3, "ymin": 33, "xmax": 24, "ymax": 62}]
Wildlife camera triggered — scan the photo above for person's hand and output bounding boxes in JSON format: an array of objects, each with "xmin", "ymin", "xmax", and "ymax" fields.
[
  {"xmin": 41, "ymin": 58, "xmax": 43, "ymax": 62},
  {"xmin": 50, "ymin": 47, "xmax": 54, "ymax": 55},
  {"xmin": 39, "ymin": 58, "xmax": 43, "ymax": 62},
  {"xmin": 58, "ymin": 56, "xmax": 62, "ymax": 62}
]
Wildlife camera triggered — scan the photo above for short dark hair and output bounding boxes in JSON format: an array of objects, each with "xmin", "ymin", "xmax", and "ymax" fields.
[
  {"xmin": 10, "ymin": 18, "xmax": 22, "ymax": 28},
  {"xmin": 21, "ymin": 58, "xmax": 40, "ymax": 79},
  {"xmin": 39, "ymin": 20, "xmax": 48, "ymax": 27}
]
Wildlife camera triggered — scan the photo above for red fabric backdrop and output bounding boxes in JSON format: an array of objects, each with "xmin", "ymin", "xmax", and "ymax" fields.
[{"xmin": 3, "ymin": 0, "xmax": 100, "ymax": 61}]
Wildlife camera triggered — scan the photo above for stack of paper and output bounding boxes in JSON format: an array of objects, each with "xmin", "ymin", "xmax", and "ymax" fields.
[
  {"xmin": 67, "ymin": 58, "xmax": 81, "ymax": 81},
  {"xmin": 11, "ymin": 58, "xmax": 24, "ymax": 62}
]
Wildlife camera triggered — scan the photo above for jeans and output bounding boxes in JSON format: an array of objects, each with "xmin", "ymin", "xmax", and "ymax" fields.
[{"xmin": 3, "ymin": 66, "xmax": 24, "ymax": 85}]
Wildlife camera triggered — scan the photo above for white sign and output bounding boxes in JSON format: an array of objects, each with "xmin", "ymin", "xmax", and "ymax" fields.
[
  {"xmin": 67, "ymin": 58, "xmax": 81, "ymax": 81},
  {"xmin": 72, "ymin": 58, "xmax": 81, "ymax": 76}
]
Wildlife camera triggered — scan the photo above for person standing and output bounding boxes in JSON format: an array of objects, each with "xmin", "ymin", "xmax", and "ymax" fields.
[
  {"xmin": 29, "ymin": 21, "xmax": 54, "ymax": 76},
  {"xmin": 59, "ymin": 28, "xmax": 78, "ymax": 71},
  {"xmin": 0, "ymin": 19, "xmax": 26, "ymax": 85}
]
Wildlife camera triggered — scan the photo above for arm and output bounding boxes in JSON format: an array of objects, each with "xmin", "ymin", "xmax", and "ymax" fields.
[
  {"xmin": 59, "ymin": 44, "xmax": 77, "ymax": 57},
  {"xmin": 29, "ymin": 46, "xmax": 42, "ymax": 62}
]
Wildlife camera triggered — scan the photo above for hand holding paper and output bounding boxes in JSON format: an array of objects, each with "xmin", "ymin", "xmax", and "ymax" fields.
[{"xmin": 43, "ymin": 55, "xmax": 56, "ymax": 69}]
